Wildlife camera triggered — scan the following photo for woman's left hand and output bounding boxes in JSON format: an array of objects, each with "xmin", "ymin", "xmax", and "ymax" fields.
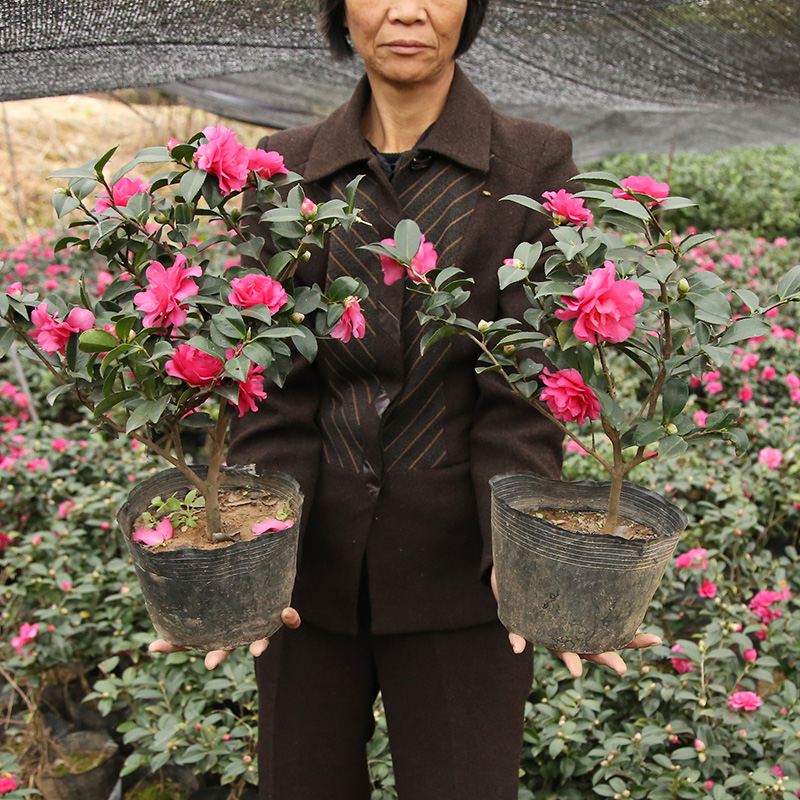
[{"xmin": 490, "ymin": 566, "xmax": 661, "ymax": 675}]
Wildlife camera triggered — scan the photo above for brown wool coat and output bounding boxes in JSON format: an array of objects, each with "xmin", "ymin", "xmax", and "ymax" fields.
[{"xmin": 228, "ymin": 66, "xmax": 578, "ymax": 636}]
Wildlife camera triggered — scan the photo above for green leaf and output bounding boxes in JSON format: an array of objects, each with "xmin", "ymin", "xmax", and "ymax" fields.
[
  {"xmin": 293, "ymin": 286, "xmax": 323, "ymax": 315},
  {"xmin": 717, "ymin": 317, "xmax": 770, "ymax": 346},
  {"xmin": 78, "ymin": 328, "xmax": 119, "ymax": 353},
  {"xmin": 260, "ymin": 207, "xmax": 305, "ymax": 223},
  {"xmin": 393, "ymin": 219, "xmax": 422, "ymax": 264},
  {"xmin": 0, "ymin": 326, "xmax": 15, "ymax": 358},
  {"xmin": 52, "ymin": 192, "xmax": 81, "ymax": 219},
  {"xmin": 658, "ymin": 435, "xmax": 688, "ymax": 459},
  {"xmin": 47, "ymin": 164, "xmax": 98, "ymax": 180},
  {"xmin": 498, "ymin": 262, "xmax": 529, "ymax": 290},
  {"xmin": 242, "ymin": 341, "xmax": 273, "ymax": 368},
  {"xmin": 291, "ymin": 325, "xmax": 318, "ymax": 362},
  {"xmin": 501, "ymin": 194, "xmax": 544, "ymax": 214},
  {"xmin": 180, "ymin": 168, "xmax": 207, "ymax": 203},
  {"xmin": 662, "ymin": 377, "xmax": 689, "ymax": 423},
  {"xmin": 632, "ymin": 420, "xmax": 664, "ymax": 447},
  {"xmin": 95, "ymin": 389, "xmax": 140, "ymax": 417},
  {"xmin": 706, "ymin": 407, "xmax": 740, "ymax": 431},
  {"xmin": 679, "ymin": 232, "xmax": 716, "ymax": 253},
  {"xmin": 732, "ymin": 288, "xmax": 761, "ymax": 312},
  {"xmin": 687, "ymin": 290, "xmax": 731, "ymax": 325},
  {"xmin": 420, "ymin": 324, "xmax": 458, "ymax": 354},
  {"xmin": 327, "ymin": 276, "xmax": 361, "ymax": 302},
  {"xmin": 658, "ymin": 196, "xmax": 697, "ymax": 211},
  {"xmin": 571, "ymin": 171, "xmax": 623, "ymax": 188},
  {"xmin": 600, "ymin": 197, "xmax": 651, "ymax": 221},
  {"xmin": 777, "ymin": 264, "xmax": 800, "ymax": 299},
  {"xmin": 223, "ymin": 354, "xmax": 251, "ymax": 382},
  {"xmin": 125, "ymin": 396, "xmax": 171, "ymax": 433},
  {"xmin": 236, "ymin": 236, "xmax": 264, "ymax": 262},
  {"xmin": 46, "ymin": 383, "xmax": 73, "ymax": 406}
]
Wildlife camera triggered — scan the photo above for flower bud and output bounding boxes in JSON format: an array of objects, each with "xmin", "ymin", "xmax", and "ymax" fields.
[
  {"xmin": 503, "ymin": 344, "xmax": 516, "ymax": 355},
  {"xmin": 290, "ymin": 312, "xmax": 305, "ymax": 324},
  {"xmin": 154, "ymin": 213, "xmax": 170, "ymax": 225},
  {"xmin": 302, "ymin": 251, "xmax": 312, "ymax": 261},
  {"xmin": 230, "ymin": 207, "xmax": 241, "ymax": 221},
  {"xmin": 665, "ymin": 423, "xmax": 678, "ymax": 435},
  {"xmin": 477, "ymin": 320, "xmax": 492, "ymax": 334},
  {"xmin": 54, "ymin": 187, "xmax": 68, "ymax": 195},
  {"xmin": 304, "ymin": 223, "xmax": 314, "ymax": 234},
  {"xmin": 301, "ymin": 197, "xmax": 318, "ymax": 218},
  {"xmin": 678, "ymin": 278, "xmax": 690, "ymax": 296}
]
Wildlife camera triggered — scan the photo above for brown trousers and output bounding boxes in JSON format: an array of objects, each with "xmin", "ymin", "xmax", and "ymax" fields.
[{"xmin": 255, "ymin": 618, "xmax": 534, "ymax": 800}]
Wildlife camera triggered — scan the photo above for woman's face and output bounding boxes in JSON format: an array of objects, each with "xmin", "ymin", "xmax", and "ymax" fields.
[{"xmin": 344, "ymin": 0, "xmax": 468, "ymax": 86}]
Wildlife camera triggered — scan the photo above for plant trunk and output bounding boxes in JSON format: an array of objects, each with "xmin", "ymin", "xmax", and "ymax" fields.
[
  {"xmin": 203, "ymin": 466, "xmax": 223, "ymax": 536},
  {"xmin": 603, "ymin": 471, "xmax": 624, "ymax": 534}
]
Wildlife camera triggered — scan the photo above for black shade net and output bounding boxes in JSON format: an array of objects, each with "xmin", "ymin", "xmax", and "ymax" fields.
[{"xmin": 1, "ymin": 0, "xmax": 799, "ymax": 158}]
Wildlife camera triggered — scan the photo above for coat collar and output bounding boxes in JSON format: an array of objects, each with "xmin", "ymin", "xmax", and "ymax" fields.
[{"xmin": 303, "ymin": 64, "xmax": 493, "ymax": 182}]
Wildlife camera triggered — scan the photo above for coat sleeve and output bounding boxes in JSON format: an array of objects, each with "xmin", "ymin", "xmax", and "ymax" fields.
[
  {"xmin": 469, "ymin": 126, "xmax": 579, "ymax": 580},
  {"xmin": 226, "ymin": 135, "xmax": 323, "ymax": 539}
]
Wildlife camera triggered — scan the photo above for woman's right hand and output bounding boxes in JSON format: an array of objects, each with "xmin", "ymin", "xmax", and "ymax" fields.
[{"xmin": 148, "ymin": 606, "xmax": 301, "ymax": 670}]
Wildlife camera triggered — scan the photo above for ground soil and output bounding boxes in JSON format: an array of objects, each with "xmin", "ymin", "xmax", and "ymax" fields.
[
  {"xmin": 133, "ymin": 489, "xmax": 295, "ymax": 552},
  {"xmin": 534, "ymin": 508, "xmax": 660, "ymax": 540}
]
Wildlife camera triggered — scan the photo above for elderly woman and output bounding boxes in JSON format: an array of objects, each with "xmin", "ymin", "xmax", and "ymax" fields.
[{"xmin": 154, "ymin": 1, "xmax": 659, "ymax": 797}]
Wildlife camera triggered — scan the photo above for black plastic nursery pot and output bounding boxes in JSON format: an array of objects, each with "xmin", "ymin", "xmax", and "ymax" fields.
[
  {"xmin": 117, "ymin": 465, "xmax": 302, "ymax": 651},
  {"xmin": 490, "ymin": 472, "xmax": 688, "ymax": 654},
  {"xmin": 37, "ymin": 729, "xmax": 121, "ymax": 800}
]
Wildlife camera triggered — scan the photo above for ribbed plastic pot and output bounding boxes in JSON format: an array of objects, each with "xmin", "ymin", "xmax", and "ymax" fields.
[
  {"xmin": 37, "ymin": 730, "xmax": 121, "ymax": 800},
  {"xmin": 490, "ymin": 472, "xmax": 688, "ymax": 654},
  {"xmin": 117, "ymin": 465, "xmax": 302, "ymax": 651}
]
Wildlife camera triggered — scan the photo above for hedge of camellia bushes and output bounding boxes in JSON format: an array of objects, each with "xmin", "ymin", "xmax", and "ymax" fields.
[{"xmin": 1, "ymin": 187, "xmax": 800, "ymax": 799}]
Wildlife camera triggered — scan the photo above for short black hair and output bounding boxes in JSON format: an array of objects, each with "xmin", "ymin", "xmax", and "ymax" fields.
[{"xmin": 318, "ymin": 0, "xmax": 489, "ymax": 60}]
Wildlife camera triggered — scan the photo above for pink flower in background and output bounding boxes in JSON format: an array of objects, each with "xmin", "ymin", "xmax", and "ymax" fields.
[
  {"xmin": 703, "ymin": 780, "xmax": 714, "ymax": 790},
  {"xmin": 774, "ymin": 237, "xmax": 788, "ymax": 247},
  {"xmin": 542, "ymin": 189, "xmax": 594, "ymax": 227},
  {"xmin": 248, "ymin": 148, "xmax": 288, "ymax": 181},
  {"xmin": 723, "ymin": 253, "xmax": 743, "ymax": 268},
  {"xmin": 670, "ymin": 644, "xmax": 695, "ymax": 673},
  {"xmin": 61, "ymin": 581, "xmax": 72, "ymax": 591},
  {"xmin": 194, "ymin": 124, "xmax": 251, "ymax": 194},
  {"xmin": 0, "ymin": 775, "xmax": 20, "ymax": 793},
  {"xmin": 761, "ymin": 366, "xmax": 776, "ymax": 381},
  {"xmin": 94, "ymin": 176, "xmax": 151, "ymax": 213},
  {"xmin": 132, "ymin": 518, "xmax": 173, "ymax": 546},
  {"xmin": 613, "ymin": 175, "xmax": 670, "ymax": 205},
  {"xmin": 727, "ymin": 691, "xmax": 762, "ymax": 711},
  {"xmin": 750, "ymin": 588, "xmax": 791, "ymax": 623},
  {"xmin": 697, "ymin": 579, "xmax": 717, "ymax": 598},
  {"xmin": 556, "ymin": 261, "xmax": 643, "ymax": 344},
  {"xmin": 380, "ymin": 235, "xmax": 438, "ymax": 285},
  {"xmin": 758, "ymin": 448, "xmax": 783, "ymax": 469},
  {"xmin": 786, "ymin": 374, "xmax": 800, "ymax": 389},
  {"xmin": 0, "ymin": 532, "xmax": 10, "ymax": 550},
  {"xmin": 57, "ymin": 501, "xmax": 75, "ymax": 518},
  {"xmin": 738, "ymin": 383, "xmax": 753, "ymax": 402},
  {"xmin": 6, "ymin": 281, "xmax": 23, "ymax": 295},
  {"xmin": 228, "ymin": 273, "xmax": 288, "ymax": 313},
  {"xmin": 539, "ymin": 368, "xmax": 601, "ymax": 425},
  {"xmin": 740, "ymin": 353, "xmax": 759, "ymax": 371},
  {"xmin": 134, "ymin": 254, "xmax": 201, "ymax": 329},
  {"xmin": 675, "ymin": 548, "xmax": 708, "ymax": 569},
  {"xmin": 743, "ymin": 648, "xmax": 757, "ymax": 662},
  {"xmin": 235, "ymin": 363, "xmax": 267, "ymax": 417},
  {"xmin": 771, "ymin": 765, "xmax": 784, "ymax": 778},
  {"xmin": 166, "ymin": 345, "xmax": 224, "ymax": 387},
  {"xmin": 252, "ymin": 518, "xmax": 294, "ymax": 535},
  {"xmin": 565, "ymin": 439, "xmax": 588, "ymax": 456},
  {"xmin": 330, "ymin": 296, "xmax": 366, "ymax": 343},
  {"xmin": 11, "ymin": 622, "xmax": 39, "ymax": 655},
  {"xmin": 693, "ymin": 410, "xmax": 708, "ymax": 427},
  {"xmin": 25, "ymin": 458, "xmax": 49, "ymax": 472},
  {"xmin": 29, "ymin": 303, "xmax": 95, "ymax": 355}
]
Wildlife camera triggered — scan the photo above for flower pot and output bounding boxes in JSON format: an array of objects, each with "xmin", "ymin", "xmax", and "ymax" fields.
[
  {"xmin": 490, "ymin": 472, "xmax": 688, "ymax": 653},
  {"xmin": 36, "ymin": 729, "xmax": 121, "ymax": 800},
  {"xmin": 117, "ymin": 465, "xmax": 302, "ymax": 651}
]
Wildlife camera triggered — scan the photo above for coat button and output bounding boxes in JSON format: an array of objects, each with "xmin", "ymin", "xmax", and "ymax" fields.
[{"xmin": 409, "ymin": 153, "xmax": 433, "ymax": 170}]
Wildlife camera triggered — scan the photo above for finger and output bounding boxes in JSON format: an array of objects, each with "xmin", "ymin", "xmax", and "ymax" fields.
[
  {"xmin": 249, "ymin": 638, "xmax": 270, "ymax": 658},
  {"xmin": 281, "ymin": 606, "xmax": 302, "ymax": 629},
  {"xmin": 583, "ymin": 651, "xmax": 627, "ymax": 675},
  {"xmin": 621, "ymin": 631, "xmax": 662, "ymax": 650},
  {"xmin": 509, "ymin": 632, "xmax": 527, "ymax": 654},
  {"xmin": 148, "ymin": 639, "xmax": 189, "ymax": 654},
  {"xmin": 552, "ymin": 650, "xmax": 583, "ymax": 678},
  {"xmin": 204, "ymin": 649, "xmax": 233, "ymax": 670}
]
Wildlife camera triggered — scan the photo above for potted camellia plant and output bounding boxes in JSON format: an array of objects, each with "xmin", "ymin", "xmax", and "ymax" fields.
[
  {"xmin": 364, "ymin": 173, "xmax": 800, "ymax": 653},
  {"xmin": 0, "ymin": 125, "xmax": 368, "ymax": 650}
]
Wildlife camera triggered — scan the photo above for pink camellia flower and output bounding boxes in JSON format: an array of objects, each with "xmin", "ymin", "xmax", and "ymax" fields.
[
  {"xmin": 235, "ymin": 363, "xmax": 267, "ymax": 417},
  {"xmin": 761, "ymin": 365, "xmax": 776, "ymax": 381},
  {"xmin": 703, "ymin": 780, "xmax": 714, "ymax": 790},
  {"xmin": 613, "ymin": 175, "xmax": 670, "ymax": 205},
  {"xmin": 133, "ymin": 254, "xmax": 202, "ymax": 330},
  {"xmin": 541, "ymin": 189, "xmax": 594, "ymax": 227},
  {"xmin": 539, "ymin": 368, "xmax": 601, "ymax": 425},
  {"xmin": 0, "ymin": 775, "xmax": 20, "ymax": 793},
  {"xmin": 0, "ymin": 532, "xmax": 10, "ymax": 550},
  {"xmin": 750, "ymin": 588, "xmax": 791, "ymax": 623},
  {"xmin": 741, "ymin": 353, "xmax": 759, "ymax": 371},
  {"xmin": 727, "ymin": 691, "xmax": 762, "ymax": 711},
  {"xmin": 58, "ymin": 501, "xmax": 75, "ymax": 518},
  {"xmin": 194, "ymin": 125, "xmax": 251, "ymax": 194},
  {"xmin": 6, "ymin": 281, "xmax": 24, "ymax": 295},
  {"xmin": 697, "ymin": 579, "xmax": 717, "ymax": 598},
  {"xmin": 738, "ymin": 383, "xmax": 753, "ymax": 403},
  {"xmin": 565, "ymin": 439, "xmax": 588, "ymax": 456},
  {"xmin": 52, "ymin": 438, "xmax": 68, "ymax": 452},
  {"xmin": 693, "ymin": 410, "xmax": 708, "ymax": 428},
  {"xmin": 11, "ymin": 622, "xmax": 39, "ymax": 655},
  {"xmin": 670, "ymin": 643, "xmax": 695, "ymax": 674},
  {"xmin": 774, "ymin": 237, "xmax": 788, "ymax": 248},
  {"xmin": 228, "ymin": 273, "xmax": 288, "ymax": 314},
  {"xmin": 247, "ymin": 148, "xmax": 288, "ymax": 181},
  {"xmin": 165, "ymin": 345, "xmax": 224, "ymax": 387},
  {"xmin": 252, "ymin": 518, "xmax": 294, "ymax": 535},
  {"xmin": 555, "ymin": 261, "xmax": 643, "ymax": 344},
  {"xmin": 380, "ymin": 235, "xmax": 438, "ymax": 285},
  {"xmin": 132, "ymin": 517, "xmax": 173, "ymax": 546},
  {"xmin": 29, "ymin": 303, "xmax": 95, "ymax": 355},
  {"xmin": 743, "ymin": 648, "xmax": 757, "ymax": 662},
  {"xmin": 693, "ymin": 739, "xmax": 705, "ymax": 751},
  {"xmin": 300, "ymin": 197, "xmax": 317, "ymax": 217},
  {"xmin": 675, "ymin": 548, "xmax": 708, "ymax": 569},
  {"xmin": 62, "ymin": 581, "xmax": 72, "ymax": 591},
  {"xmin": 786, "ymin": 373, "xmax": 800, "ymax": 389},
  {"xmin": 167, "ymin": 137, "xmax": 180, "ymax": 151},
  {"xmin": 94, "ymin": 176, "xmax": 151, "ymax": 213},
  {"xmin": 758, "ymin": 447, "xmax": 783, "ymax": 469},
  {"xmin": 330, "ymin": 296, "xmax": 367, "ymax": 343},
  {"xmin": 771, "ymin": 765, "xmax": 784, "ymax": 778}
]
